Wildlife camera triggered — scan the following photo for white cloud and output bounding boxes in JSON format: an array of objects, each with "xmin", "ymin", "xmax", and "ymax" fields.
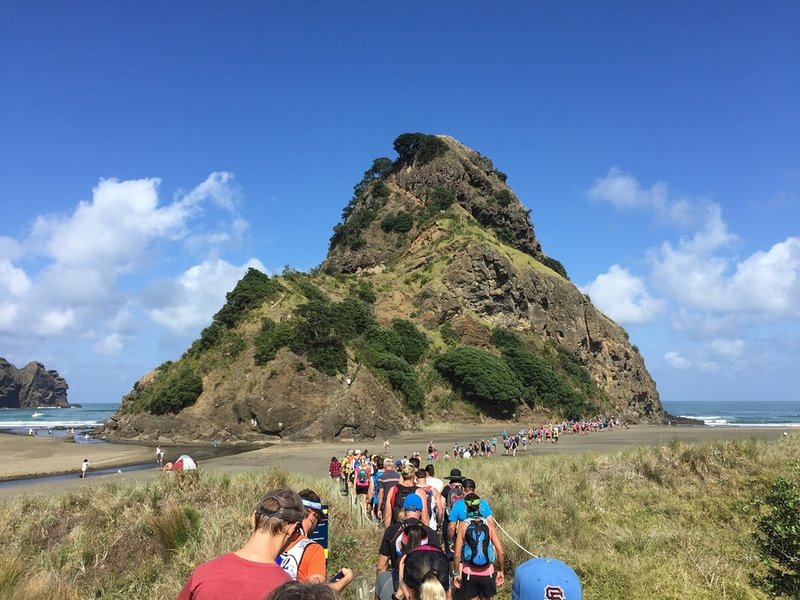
[
  {"xmin": 0, "ymin": 236, "xmax": 23, "ymax": 261},
  {"xmin": 0, "ymin": 173, "xmax": 254, "ymax": 349},
  {"xmin": 37, "ymin": 308, "xmax": 76, "ymax": 336},
  {"xmin": 145, "ymin": 257, "xmax": 267, "ymax": 333},
  {"xmin": 581, "ymin": 264, "xmax": 664, "ymax": 324},
  {"xmin": 650, "ymin": 213, "xmax": 799, "ymax": 318},
  {"xmin": 0, "ymin": 258, "xmax": 31, "ymax": 297},
  {"xmin": 710, "ymin": 338, "xmax": 745, "ymax": 359},
  {"xmin": 588, "ymin": 167, "xmax": 701, "ymax": 227},
  {"xmin": 95, "ymin": 332, "xmax": 125, "ymax": 356},
  {"xmin": 664, "ymin": 351, "xmax": 690, "ymax": 369}
]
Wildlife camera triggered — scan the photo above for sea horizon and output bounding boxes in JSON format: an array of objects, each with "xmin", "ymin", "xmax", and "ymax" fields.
[{"xmin": 1, "ymin": 399, "xmax": 799, "ymax": 430}]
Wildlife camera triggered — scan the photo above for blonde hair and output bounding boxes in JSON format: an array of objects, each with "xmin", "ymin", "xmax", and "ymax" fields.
[
  {"xmin": 418, "ymin": 577, "xmax": 446, "ymax": 600},
  {"xmin": 402, "ymin": 546, "xmax": 449, "ymax": 600}
]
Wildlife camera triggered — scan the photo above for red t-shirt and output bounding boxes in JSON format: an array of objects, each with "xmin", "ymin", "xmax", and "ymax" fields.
[{"xmin": 178, "ymin": 552, "xmax": 290, "ymax": 600}]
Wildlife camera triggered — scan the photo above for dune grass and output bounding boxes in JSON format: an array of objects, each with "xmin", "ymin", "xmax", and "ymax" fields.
[{"xmin": 0, "ymin": 434, "xmax": 796, "ymax": 599}]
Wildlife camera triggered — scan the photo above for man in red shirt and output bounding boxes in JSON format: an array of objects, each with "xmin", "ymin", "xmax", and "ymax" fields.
[
  {"xmin": 178, "ymin": 487, "xmax": 304, "ymax": 600},
  {"xmin": 279, "ymin": 489, "xmax": 353, "ymax": 594}
]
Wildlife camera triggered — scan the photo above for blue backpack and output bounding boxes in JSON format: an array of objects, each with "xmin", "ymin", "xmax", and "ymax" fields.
[{"xmin": 462, "ymin": 517, "xmax": 495, "ymax": 567}]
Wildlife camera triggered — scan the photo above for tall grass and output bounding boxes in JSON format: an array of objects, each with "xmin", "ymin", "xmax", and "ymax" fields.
[{"xmin": 0, "ymin": 435, "xmax": 796, "ymax": 599}]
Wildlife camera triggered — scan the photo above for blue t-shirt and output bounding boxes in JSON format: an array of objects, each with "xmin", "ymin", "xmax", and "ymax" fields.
[{"xmin": 449, "ymin": 498, "xmax": 492, "ymax": 522}]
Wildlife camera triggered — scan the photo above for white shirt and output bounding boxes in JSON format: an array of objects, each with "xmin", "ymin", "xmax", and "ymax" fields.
[{"xmin": 427, "ymin": 476, "xmax": 444, "ymax": 493}]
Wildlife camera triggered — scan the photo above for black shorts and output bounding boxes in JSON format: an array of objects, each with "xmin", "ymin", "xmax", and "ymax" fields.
[
  {"xmin": 460, "ymin": 573, "xmax": 496, "ymax": 599},
  {"xmin": 356, "ymin": 486, "xmax": 369, "ymax": 495}
]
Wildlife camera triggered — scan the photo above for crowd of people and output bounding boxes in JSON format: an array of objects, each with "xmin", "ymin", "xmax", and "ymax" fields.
[{"xmin": 178, "ymin": 432, "xmax": 586, "ymax": 600}]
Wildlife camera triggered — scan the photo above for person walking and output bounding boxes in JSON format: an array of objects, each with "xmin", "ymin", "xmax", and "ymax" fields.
[
  {"xmin": 278, "ymin": 489, "xmax": 353, "ymax": 594},
  {"xmin": 80, "ymin": 458, "xmax": 89, "ymax": 478},
  {"xmin": 178, "ymin": 487, "xmax": 303, "ymax": 600},
  {"xmin": 453, "ymin": 493, "xmax": 504, "ymax": 600}
]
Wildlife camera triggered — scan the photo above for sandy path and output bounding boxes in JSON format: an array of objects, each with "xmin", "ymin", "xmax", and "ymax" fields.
[{"xmin": 0, "ymin": 425, "xmax": 793, "ymax": 500}]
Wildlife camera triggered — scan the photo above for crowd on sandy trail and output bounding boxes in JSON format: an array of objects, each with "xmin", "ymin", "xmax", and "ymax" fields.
[{"xmin": 179, "ymin": 427, "xmax": 586, "ymax": 600}]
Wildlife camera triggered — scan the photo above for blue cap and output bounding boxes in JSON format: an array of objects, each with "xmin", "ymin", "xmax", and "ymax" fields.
[
  {"xmin": 512, "ymin": 558, "xmax": 582, "ymax": 600},
  {"xmin": 403, "ymin": 493, "xmax": 423, "ymax": 511}
]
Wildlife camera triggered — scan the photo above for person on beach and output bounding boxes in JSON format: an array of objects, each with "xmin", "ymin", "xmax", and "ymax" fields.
[
  {"xmin": 376, "ymin": 494, "xmax": 441, "ymax": 600},
  {"xmin": 80, "ymin": 458, "xmax": 88, "ymax": 478},
  {"xmin": 265, "ymin": 581, "xmax": 338, "ymax": 600},
  {"xmin": 453, "ymin": 494, "xmax": 504, "ymax": 600},
  {"xmin": 398, "ymin": 545, "xmax": 451, "ymax": 600},
  {"xmin": 279, "ymin": 489, "xmax": 353, "ymax": 594},
  {"xmin": 177, "ymin": 487, "xmax": 302, "ymax": 600}
]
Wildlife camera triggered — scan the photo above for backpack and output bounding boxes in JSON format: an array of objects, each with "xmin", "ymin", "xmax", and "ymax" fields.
[
  {"xmin": 371, "ymin": 469, "xmax": 383, "ymax": 504},
  {"xmin": 421, "ymin": 484, "xmax": 437, "ymax": 526},
  {"xmin": 356, "ymin": 464, "xmax": 370, "ymax": 488},
  {"xmin": 445, "ymin": 482, "xmax": 464, "ymax": 519},
  {"xmin": 462, "ymin": 517, "xmax": 495, "ymax": 567},
  {"xmin": 391, "ymin": 484, "xmax": 417, "ymax": 523}
]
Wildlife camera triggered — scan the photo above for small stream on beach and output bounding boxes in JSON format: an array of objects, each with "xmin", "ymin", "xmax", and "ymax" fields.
[{"xmin": 0, "ymin": 443, "xmax": 263, "ymax": 488}]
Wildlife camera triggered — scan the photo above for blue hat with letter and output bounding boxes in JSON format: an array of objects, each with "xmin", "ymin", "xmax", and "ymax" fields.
[
  {"xmin": 402, "ymin": 493, "xmax": 423, "ymax": 511},
  {"xmin": 512, "ymin": 557, "xmax": 582, "ymax": 600}
]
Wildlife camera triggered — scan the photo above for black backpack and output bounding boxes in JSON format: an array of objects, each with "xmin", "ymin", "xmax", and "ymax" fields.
[{"xmin": 391, "ymin": 484, "xmax": 418, "ymax": 523}]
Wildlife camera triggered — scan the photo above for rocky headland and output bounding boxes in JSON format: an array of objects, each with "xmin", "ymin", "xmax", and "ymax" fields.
[
  {"xmin": 101, "ymin": 133, "xmax": 665, "ymax": 443},
  {"xmin": 0, "ymin": 358, "xmax": 70, "ymax": 409}
]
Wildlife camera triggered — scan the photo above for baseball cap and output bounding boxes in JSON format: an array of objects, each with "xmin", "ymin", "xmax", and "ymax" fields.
[
  {"xmin": 403, "ymin": 494, "xmax": 423, "ymax": 511},
  {"xmin": 512, "ymin": 557, "xmax": 582, "ymax": 600},
  {"xmin": 444, "ymin": 468, "xmax": 463, "ymax": 481},
  {"xmin": 462, "ymin": 478, "xmax": 476, "ymax": 490}
]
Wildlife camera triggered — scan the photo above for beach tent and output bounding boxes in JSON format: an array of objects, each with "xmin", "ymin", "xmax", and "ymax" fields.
[{"xmin": 165, "ymin": 454, "xmax": 197, "ymax": 471}]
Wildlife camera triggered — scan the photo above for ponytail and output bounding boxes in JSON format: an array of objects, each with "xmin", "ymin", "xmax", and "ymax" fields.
[{"xmin": 418, "ymin": 575, "xmax": 446, "ymax": 600}]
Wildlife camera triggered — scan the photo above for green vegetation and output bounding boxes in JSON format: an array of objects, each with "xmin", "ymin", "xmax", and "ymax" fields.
[
  {"xmin": 2, "ymin": 436, "xmax": 796, "ymax": 599},
  {"xmin": 123, "ymin": 361, "xmax": 203, "ymax": 415},
  {"xmin": 253, "ymin": 318, "xmax": 295, "ymax": 365},
  {"xmin": 749, "ymin": 461, "xmax": 800, "ymax": 597},
  {"xmin": 490, "ymin": 328, "xmax": 599, "ymax": 420},
  {"xmin": 355, "ymin": 319, "xmax": 429, "ymax": 412},
  {"xmin": 393, "ymin": 132, "xmax": 447, "ymax": 166},
  {"xmin": 496, "ymin": 189, "xmax": 512, "ymax": 207},
  {"xmin": 540, "ymin": 255, "xmax": 569, "ymax": 279},
  {"xmin": 211, "ymin": 268, "xmax": 282, "ymax": 329},
  {"xmin": 427, "ymin": 186, "xmax": 455, "ymax": 212},
  {"xmin": 435, "ymin": 346, "xmax": 522, "ymax": 416},
  {"xmin": 380, "ymin": 211, "xmax": 413, "ymax": 233}
]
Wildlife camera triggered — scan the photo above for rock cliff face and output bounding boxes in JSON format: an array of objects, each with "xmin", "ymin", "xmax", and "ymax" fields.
[
  {"xmin": 104, "ymin": 350, "xmax": 411, "ymax": 443},
  {"xmin": 101, "ymin": 134, "xmax": 663, "ymax": 443},
  {"xmin": 0, "ymin": 358, "xmax": 70, "ymax": 408}
]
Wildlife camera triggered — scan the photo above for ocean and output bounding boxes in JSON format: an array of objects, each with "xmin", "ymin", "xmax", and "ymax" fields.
[
  {"xmin": 0, "ymin": 402, "xmax": 119, "ymax": 436},
  {"xmin": 662, "ymin": 399, "xmax": 800, "ymax": 427},
  {"xmin": 2, "ymin": 400, "xmax": 798, "ymax": 431}
]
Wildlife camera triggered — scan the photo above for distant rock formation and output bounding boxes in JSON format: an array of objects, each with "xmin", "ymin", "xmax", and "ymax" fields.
[{"xmin": 0, "ymin": 358, "xmax": 70, "ymax": 408}]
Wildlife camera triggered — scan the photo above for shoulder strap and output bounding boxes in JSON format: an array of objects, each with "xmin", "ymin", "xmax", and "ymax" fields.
[{"xmin": 278, "ymin": 537, "xmax": 315, "ymax": 580}]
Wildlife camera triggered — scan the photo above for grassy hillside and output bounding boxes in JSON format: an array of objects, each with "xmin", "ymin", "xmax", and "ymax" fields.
[{"xmin": 1, "ymin": 434, "xmax": 797, "ymax": 599}]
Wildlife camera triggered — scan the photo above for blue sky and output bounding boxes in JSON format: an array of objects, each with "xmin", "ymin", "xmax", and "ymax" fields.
[{"xmin": 1, "ymin": 2, "xmax": 798, "ymax": 408}]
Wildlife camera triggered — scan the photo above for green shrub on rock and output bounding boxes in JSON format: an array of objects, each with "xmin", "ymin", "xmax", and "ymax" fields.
[{"xmin": 435, "ymin": 346, "xmax": 522, "ymax": 415}]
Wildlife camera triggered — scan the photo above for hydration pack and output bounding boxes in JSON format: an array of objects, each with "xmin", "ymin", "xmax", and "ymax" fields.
[{"xmin": 462, "ymin": 517, "xmax": 495, "ymax": 567}]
